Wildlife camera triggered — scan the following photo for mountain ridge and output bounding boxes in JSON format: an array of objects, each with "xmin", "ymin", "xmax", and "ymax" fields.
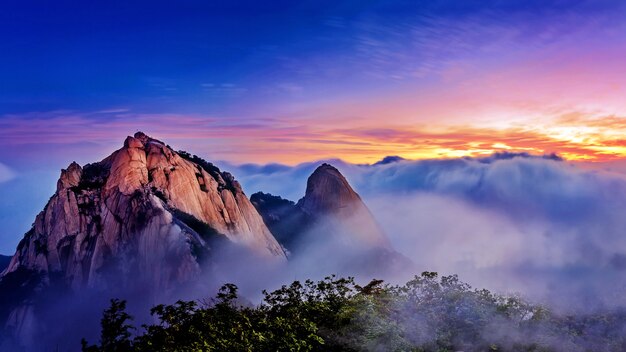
[
  {"xmin": 4, "ymin": 132, "xmax": 285, "ymax": 286},
  {"xmin": 0, "ymin": 132, "xmax": 288, "ymax": 349},
  {"xmin": 0, "ymin": 134, "xmax": 413, "ymax": 350},
  {"xmin": 297, "ymin": 163, "xmax": 391, "ymax": 249},
  {"xmin": 252, "ymin": 163, "xmax": 411, "ymax": 277}
]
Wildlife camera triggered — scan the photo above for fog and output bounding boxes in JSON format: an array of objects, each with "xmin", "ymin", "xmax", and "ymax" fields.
[
  {"xmin": 7, "ymin": 153, "xmax": 626, "ymax": 350},
  {"xmin": 224, "ymin": 154, "xmax": 626, "ymax": 311}
]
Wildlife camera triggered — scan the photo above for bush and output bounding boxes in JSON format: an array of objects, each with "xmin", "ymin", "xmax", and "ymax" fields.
[
  {"xmin": 177, "ymin": 150, "xmax": 238, "ymax": 193},
  {"xmin": 82, "ymin": 273, "xmax": 626, "ymax": 352}
]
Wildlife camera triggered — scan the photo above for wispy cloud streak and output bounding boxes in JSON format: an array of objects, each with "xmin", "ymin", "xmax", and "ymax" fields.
[{"xmin": 4, "ymin": 111, "xmax": 626, "ymax": 164}]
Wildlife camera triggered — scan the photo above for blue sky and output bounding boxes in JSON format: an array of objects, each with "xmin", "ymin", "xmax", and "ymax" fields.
[
  {"xmin": 3, "ymin": 0, "xmax": 626, "ymax": 253},
  {"xmin": 3, "ymin": 0, "xmax": 622, "ymax": 116}
]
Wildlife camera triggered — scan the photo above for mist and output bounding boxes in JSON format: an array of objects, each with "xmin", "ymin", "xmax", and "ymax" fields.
[
  {"xmin": 224, "ymin": 154, "xmax": 626, "ymax": 312},
  {"xmin": 8, "ymin": 153, "xmax": 626, "ymax": 351}
]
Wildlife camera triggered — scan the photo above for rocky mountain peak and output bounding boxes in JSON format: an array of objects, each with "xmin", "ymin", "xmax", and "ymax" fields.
[
  {"xmin": 3, "ymin": 132, "xmax": 285, "ymax": 291},
  {"xmin": 133, "ymin": 131, "xmax": 150, "ymax": 143},
  {"xmin": 299, "ymin": 163, "xmax": 362, "ymax": 216},
  {"xmin": 253, "ymin": 163, "xmax": 407, "ymax": 276},
  {"xmin": 56, "ymin": 161, "xmax": 82, "ymax": 191},
  {"xmin": 295, "ymin": 163, "xmax": 391, "ymax": 248}
]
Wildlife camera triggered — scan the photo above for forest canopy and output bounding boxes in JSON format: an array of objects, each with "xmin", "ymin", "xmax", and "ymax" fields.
[{"xmin": 82, "ymin": 272, "xmax": 626, "ymax": 352}]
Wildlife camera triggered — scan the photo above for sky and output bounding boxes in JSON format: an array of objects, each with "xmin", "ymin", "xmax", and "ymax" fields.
[{"xmin": 3, "ymin": 0, "xmax": 626, "ymax": 252}]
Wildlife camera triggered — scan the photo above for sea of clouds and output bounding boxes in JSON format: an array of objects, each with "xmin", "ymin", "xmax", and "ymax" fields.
[
  {"xmin": 219, "ymin": 153, "xmax": 626, "ymax": 312},
  {"xmin": 9, "ymin": 152, "xmax": 626, "ymax": 351}
]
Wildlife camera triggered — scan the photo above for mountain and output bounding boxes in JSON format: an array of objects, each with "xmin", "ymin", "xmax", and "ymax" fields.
[
  {"xmin": 250, "ymin": 192, "xmax": 311, "ymax": 255},
  {"xmin": 3, "ymin": 132, "xmax": 284, "ymax": 288},
  {"xmin": 0, "ymin": 132, "xmax": 285, "ymax": 349},
  {"xmin": 252, "ymin": 164, "xmax": 410, "ymax": 276},
  {"xmin": 0, "ymin": 137, "xmax": 410, "ymax": 350},
  {"xmin": 296, "ymin": 163, "xmax": 391, "ymax": 248},
  {"xmin": 373, "ymin": 155, "xmax": 405, "ymax": 165}
]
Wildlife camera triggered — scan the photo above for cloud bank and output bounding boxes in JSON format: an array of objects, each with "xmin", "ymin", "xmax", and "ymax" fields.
[
  {"xmin": 8, "ymin": 153, "xmax": 626, "ymax": 350},
  {"xmin": 223, "ymin": 154, "xmax": 626, "ymax": 311},
  {"xmin": 7, "ymin": 111, "xmax": 626, "ymax": 167}
]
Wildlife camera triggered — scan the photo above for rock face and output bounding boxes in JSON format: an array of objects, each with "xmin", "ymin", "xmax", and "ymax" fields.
[
  {"xmin": 253, "ymin": 163, "xmax": 391, "ymax": 252},
  {"xmin": 2, "ymin": 132, "xmax": 285, "ymax": 292},
  {"xmin": 250, "ymin": 192, "xmax": 310, "ymax": 254},
  {"xmin": 252, "ymin": 163, "xmax": 410, "ymax": 277},
  {"xmin": 297, "ymin": 163, "xmax": 391, "ymax": 248},
  {"xmin": 0, "ymin": 132, "xmax": 286, "ymax": 350}
]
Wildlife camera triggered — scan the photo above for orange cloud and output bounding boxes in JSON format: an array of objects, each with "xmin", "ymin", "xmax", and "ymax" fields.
[{"xmin": 3, "ymin": 111, "xmax": 626, "ymax": 165}]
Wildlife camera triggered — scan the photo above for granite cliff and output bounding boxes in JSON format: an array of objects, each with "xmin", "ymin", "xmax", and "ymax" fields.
[
  {"xmin": 0, "ymin": 138, "xmax": 412, "ymax": 350},
  {"xmin": 252, "ymin": 164, "xmax": 409, "ymax": 276},
  {"xmin": 0, "ymin": 132, "xmax": 286, "ymax": 348},
  {"xmin": 2, "ymin": 132, "xmax": 284, "ymax": 291},
  {"xmin": 297, "ymin": 163, "xmax": 391, "ymax": 248}
]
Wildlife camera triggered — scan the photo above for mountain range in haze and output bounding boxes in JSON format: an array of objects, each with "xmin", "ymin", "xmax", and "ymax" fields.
[{"xmin": 0, "ymin": 132, "xmax": 402, "ymax": 350}]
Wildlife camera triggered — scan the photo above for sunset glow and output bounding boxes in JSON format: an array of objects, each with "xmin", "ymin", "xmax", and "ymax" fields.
[
  {"xmin": 4, "ymin": 112, "xmax": 626, "ymax": 164},
  {"xmin": 7, "ymin": 4, "xmax": 626, "ymax": 349},
  {"xmin": 4, "ymin": 1, "xmax": 626, "ymax": 249},
  {"xmin": 2, "ymin": 2, "xmax": 626, "ymax": 167}
]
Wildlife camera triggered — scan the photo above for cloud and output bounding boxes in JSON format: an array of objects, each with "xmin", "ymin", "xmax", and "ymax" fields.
[
  {"xmin": 226, "ymin": 154, "xmax": 626, "ymax": 311},
  {"xmin": 0, "ymin": 163, "xmax": 15, "ymax": 183},
  {"xmin": 7, "ymin": 151, "xmax": 626, "ymax": 348},
  {"xmin": 5, "ymin": 109, "xmax": 626, "ymax": 166}
]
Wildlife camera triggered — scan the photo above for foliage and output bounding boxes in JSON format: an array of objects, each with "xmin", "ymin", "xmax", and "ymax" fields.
[
  {"xmin": 82, "ymin": 299, "xmax": 134, "ymax": 352},
  {"xmin": 177, "ymin": 150, "xmax": 238, "ymax": 193},
  {"xmin": 73, "ymin": 162, "xmax": 110, "ymax": 192},
  {"xmin": 82, "ymin": 273, "xmax": 626, "ymax": 352},
  {"xmin": 169, "ymin": 208, "xmax": 228, "ymax": 262},
  {"xmin": 250, "ymin": 192, "xmax": 312, "ymax": 252},
  {"xmin": 170, "ymin": 209, "xmax": 222, "ymax": 241},
  {"xmin": 33, "ymin": 238, "xmax": 48, "ymax": 256},
  {"xmin": 177, "ymin": 150, "xmax": 222, "ymax": 180},
  {"xmin": 0, "ymin": 268, "xmax": 43, "ymax": 329}
]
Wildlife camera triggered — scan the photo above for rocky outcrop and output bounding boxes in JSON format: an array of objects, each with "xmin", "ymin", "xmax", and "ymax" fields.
[
  {"xmin": 373, "ymin": 155, "xmax": 405, "ymax": 165},
  {"xmin": 252, "ymin": 163, "xmax": 411, "ymax": 276},
  {"xmin": 2, "ymin": 132, "xmax": 285, "ymax": 292},
  {"xmin": 0, "ymin": 132, "xmax": 288, "ymax": 350},
  {"xmin": 297, "ymin": 163, "xmax": 391, "ymax": 248},
  {"xmin": 250, "ymin": 192, "xmax": 311, "ymax": 255},
  {"xmin": 253, "ymin": 163, "xmax": 392, "ymax": 251}
]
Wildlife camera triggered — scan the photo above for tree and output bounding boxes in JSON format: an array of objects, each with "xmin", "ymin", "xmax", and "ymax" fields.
[
  {"xmin": 84, "ymin": 273, "xmax": 626, "ymax": 352},
  {"xmin": 82, "ymin": 299, "xmax": 134, "ymax": 352}
]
